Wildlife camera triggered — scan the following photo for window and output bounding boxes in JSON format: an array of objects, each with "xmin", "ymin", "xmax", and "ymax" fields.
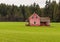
[
  {"xmin": 34, "ymin": 21, "xmax": 36, "ymax": 24},
  {"xmin": 36, "ymin": 16, "xmax": 38, "ymax": 18},
  {"xmin": 32, "ymin": 16, "xmax": 34, "ymax": 19}
]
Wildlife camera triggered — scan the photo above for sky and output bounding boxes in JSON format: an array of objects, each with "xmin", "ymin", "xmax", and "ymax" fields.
[{"xmin": 0, "ymin": 0, "xmax": 59, "ymax": 8}]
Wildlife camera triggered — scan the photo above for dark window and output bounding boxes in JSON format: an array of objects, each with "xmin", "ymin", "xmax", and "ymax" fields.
[
  {"xmin": 32, "ymin": 16, "xmax": 34, "ymax": 19},
  {"xmin": 34, "ymin": 21, "xmax": 36, "ymax": 24},
  {"xmin": 36, "ymin": 16, "xmax": 38, "ymax": 18}
]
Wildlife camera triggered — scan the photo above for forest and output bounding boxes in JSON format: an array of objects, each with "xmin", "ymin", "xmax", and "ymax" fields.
[{"xmin": 0, "ymin": 1, "xmax": 60, "ymax": 22}]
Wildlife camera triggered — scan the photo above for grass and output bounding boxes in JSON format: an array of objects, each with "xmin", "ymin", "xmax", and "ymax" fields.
[{"xmin": 0, "ymin": 22, "xmax": 60, "ymax": 42}]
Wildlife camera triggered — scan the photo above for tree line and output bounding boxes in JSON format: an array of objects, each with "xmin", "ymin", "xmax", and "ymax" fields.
[
  {"xmin": 0, "ymin": 3, "xmax": 41, "ymax": 21},
  {"xmin": 0, "ymin": 1, "xmax": 60, "ymax": 22},
  {"xmin": 44, "ymin": 1, "xmax": 60, "ymax": 22}
]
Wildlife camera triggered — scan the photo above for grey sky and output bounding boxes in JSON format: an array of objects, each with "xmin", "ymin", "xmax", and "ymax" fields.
[{"xmin": 0, "ymin": 0, "xmax": 59, "ymax": 8}]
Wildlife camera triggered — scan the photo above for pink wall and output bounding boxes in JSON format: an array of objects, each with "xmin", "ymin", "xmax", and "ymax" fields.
[
  {"xmin": 29, "ymin": 13, "xmax": 40, "ymax": 26},
  {"xmin": 29, "ymin": 17, "xmax": 40, "ymax": 26}
]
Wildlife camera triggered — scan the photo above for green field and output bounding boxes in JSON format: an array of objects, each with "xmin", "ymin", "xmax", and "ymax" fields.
[{"xmin": 0, "ymin": 22, "xmax": 60, "ymax": 42}]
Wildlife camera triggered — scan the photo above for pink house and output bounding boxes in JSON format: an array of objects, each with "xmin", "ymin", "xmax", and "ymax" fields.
[
  {"xmin": 28, "ymin": 13, "xmax": 40, "ymax": 26},
  {"xmin": 26, "ymin": 12, "xmax": 50, "ymax": 26}
]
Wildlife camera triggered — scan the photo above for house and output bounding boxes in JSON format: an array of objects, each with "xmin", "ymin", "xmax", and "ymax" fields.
[{"xmin": 26, "ymin": 12, "xmax": 50, "ymax": 26}]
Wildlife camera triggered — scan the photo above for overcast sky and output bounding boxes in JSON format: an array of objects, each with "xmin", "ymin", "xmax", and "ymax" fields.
[{"xmin": 0, "ymin": 0, "xmax": 59, "ymax": 8}]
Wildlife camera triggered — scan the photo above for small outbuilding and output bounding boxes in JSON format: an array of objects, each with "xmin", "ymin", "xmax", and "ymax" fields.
[
  {"xmin": 26, "ymin": 12, "xmax": 50, "ymax": 26},
  {"xmin": 40, "ymin": 17, "xmax": 50, "ymax": 26}
]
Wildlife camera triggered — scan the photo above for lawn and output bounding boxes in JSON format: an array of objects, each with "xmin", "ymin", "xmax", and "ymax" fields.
[{"xmin": 0, "ymin": 22, "xmax": 60, "ymax": 42}]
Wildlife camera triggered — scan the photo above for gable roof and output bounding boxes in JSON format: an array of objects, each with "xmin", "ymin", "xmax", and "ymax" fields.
[{"xmin": 29, "ymin": 12, "xmax": 40, "ymax": 19}]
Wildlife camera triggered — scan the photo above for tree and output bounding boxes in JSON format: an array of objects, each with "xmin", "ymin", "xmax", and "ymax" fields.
[
  {"xmin": 20, "ymin": 5, "xmax": 27, "ymax": 21},
  {"xmin": 0, "ymin": 3, "xmax": 7, "ymax": 16},
  {"xmin": 44, "ymin": 0, "xmax": 58, "ymax": 22},
  {"xmin": 56, "ymin": 1, "xmax": 60, "ymax": 22}
]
